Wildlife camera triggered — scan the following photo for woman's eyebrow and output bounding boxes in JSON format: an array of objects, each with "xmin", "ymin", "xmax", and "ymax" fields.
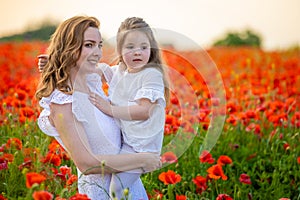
[{"xmin": 84, "ymin": 39, "xmax": 96, "ymax": 43}]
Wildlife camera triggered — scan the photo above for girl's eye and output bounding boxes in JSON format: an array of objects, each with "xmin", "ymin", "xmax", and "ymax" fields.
[
  {"xmin": 142, "ymin": 46, "xmax": 148, "ymax": 50},
  {"xmin": 126, "ymin": 45, "xmax": 134, "ymax": 49}
]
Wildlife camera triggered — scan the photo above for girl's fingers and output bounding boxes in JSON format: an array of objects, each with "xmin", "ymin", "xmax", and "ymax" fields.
[{"xmin": 37, "ymin": 54, "xmax": 49, "ymax": 59}]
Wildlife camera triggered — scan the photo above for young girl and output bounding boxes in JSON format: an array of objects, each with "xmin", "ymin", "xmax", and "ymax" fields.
[{"xmin": 89, "ymin": 17, "xmax": 170, "ymax": 199}]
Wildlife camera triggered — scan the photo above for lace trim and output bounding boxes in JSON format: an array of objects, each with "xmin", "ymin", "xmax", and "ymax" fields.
[
  {"xmin": 37, "ymin": 90, "xmax": 72, "ymax": 137},
  {"xmin": 134, "ymin": 88, "xmax": 165, "ymax": 105}
]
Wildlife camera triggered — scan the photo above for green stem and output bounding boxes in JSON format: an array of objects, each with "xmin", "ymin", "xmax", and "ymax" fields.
[{"xmin": 168, "ymin": 184, "xmax": 174, "ymax": 199}]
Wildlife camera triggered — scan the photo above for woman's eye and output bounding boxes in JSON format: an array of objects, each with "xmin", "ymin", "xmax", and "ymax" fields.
[{"xmin": 85, "ymin": 43, "xmax": 93, "ymax": 48}]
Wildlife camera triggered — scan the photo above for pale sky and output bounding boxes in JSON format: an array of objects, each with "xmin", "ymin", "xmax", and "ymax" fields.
[{"xmin": 1, "ymin": 0, "xmax": 300, "ymax": 50}]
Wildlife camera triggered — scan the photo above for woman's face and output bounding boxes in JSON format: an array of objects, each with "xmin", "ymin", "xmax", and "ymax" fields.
[
  {"xmin": 76, "ymin": 27, "xmax": 102, "ymax": 73},
  {"xmin": 121, "ymin": 30, "xmax": 151, "ymax": 73}
]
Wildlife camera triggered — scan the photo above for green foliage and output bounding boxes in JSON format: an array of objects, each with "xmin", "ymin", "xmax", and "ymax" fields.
[
  {"xmin": 213, "ymin": 30, "xmax": 262, "ymax": 48},
  {"xmin": 1, "ymin": 117, "xmax": 299, "ymax": 199},
  {"xmin": 0, "ymin": 24, "xmax": 57, "ymax": 42},
  {"xmin": 143, "ymin": 125, "xmax": 300, "ymax": 199},
  {"xmin": 0, "ymin": 117, "xmax": 77, "ymax": 199}
]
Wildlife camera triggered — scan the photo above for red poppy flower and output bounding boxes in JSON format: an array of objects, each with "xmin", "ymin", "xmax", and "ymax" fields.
[
  {"xmin": 226, "ymin": 114, "xmax": 238, "ymax": 126},
  {"xmin": 176, "ymin": 194, "xmax": 187, "ymax": 200},
  {"xmin": 0, "ymin": 144, "xmax": 5, "ymax": 152},
  {"xmin": 216, "ymin": 194, "xmax": 233, "ymax": 200},
  {"xmin": 207, "ymin": 164, "xmax": 227, "ymax": 180},
  {"xmin": 161, "ymin": 151, "xmax": 178, "ymax": 164},
  {"xmin": 0, "ymin": 158, "xmax": 8, "ymax": 170},
  {"xmin": 54, "ymin": 197, "xmax": 67, "ymax": 200},
  {"xmin": 20, "ymin": 106, "xmax": 35, "ymax": 118},
  {"xmin": 42, "ymin": 152, "xmax": 61, "ymax": 166},
  {"xmin": 245, "ymin": 123, "xmax": 261, "ymax": 135},
  {"xmin": 158, "ymin": 170, "xmax": 181, "ymax": 185},
  {"xmin": 147, "ymin": 189, "xmax": 163, "ymax": 199},
  {"xmin": 239, "ymin": 173, "xmax": 251, "ymax": 184},
  {"xmin": 170, "ymin": 96, "xmax": 179, "ymax": 105},
  {"xmin": 6, "ymin": 138, "xmax": 22, "ymax": 150},
  {"xmin": 0, "ymin": 194, "xmax": 7, "ymax": 200},
  {"xmin": 297, "ymin": 156, "xmax": 300, "ymax": 164},
  {"xmin": 32, "ymin": 191, "xmax": 53, "ymax": 200},
  {"xmin": 192, "ymin": 175, "xmax": 207, "ymax": 194},
  {"xmin": 283, "ymin": 143, "xmax": 290, "ymax": 151},
  {"xmin": 199, "ymin": 150, "xmax": 215, "ymax": 164},
  {"xmin": 69, "ymin": 193, "xmax": 91, "ymax": 200},
  {"xmin": 245, "ymin": 110, "xmax": 258, "ymax": 119},
  {"xmin": 18, "ymin": 160, "xmax": 32, "ymax": 171},
  {"xmin": 66, "ymin": 174, "xmax": 78, "ymax": 186},
  {"xmin": 47, "ymin": 140, "xmax": 70, "ymax": 161},
  {"xmin": 26, "ymin": 172, "xmax": 47, "ymax": 188},
  {"xmin": 60, "ymin": 165, "xmax": 72, "ymax": 177},
  {"xmin": 14, "ymin": 89, "xmax": 27, "ymax": 101},
  {"xmin": 2, "ymin": 153, "xmax": 14, "ymax": 162},
  {"xmin": 165, "ymin": 114, "xmax": 176, "ymax": 124},
  {"xmin": 217, "ymin": 155, "xmax": 233, "ymax": 166}
]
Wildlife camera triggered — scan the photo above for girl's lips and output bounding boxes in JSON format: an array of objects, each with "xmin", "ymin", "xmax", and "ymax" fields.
[{"xmin": 133, "ymin": 59, "xmax": 142, "ymax": 62}]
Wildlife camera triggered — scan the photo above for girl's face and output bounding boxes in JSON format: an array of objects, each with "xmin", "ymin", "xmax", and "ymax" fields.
[
  {"xmin": 76, "ymin": 27, "xmax": 103, "ymax": 73},
  {"xmin": 121, "ymin": 30, "xmax": 151, "ymax": 73}
]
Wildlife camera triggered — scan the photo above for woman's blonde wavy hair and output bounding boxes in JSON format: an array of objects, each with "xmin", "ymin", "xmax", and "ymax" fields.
[
  {"xmin": 35, "ymin": 16, "xmax": 100, "ymax": 100},
  {"xmin": 116, "ymin": 17, "xmax": 170, "ymax": 103}
]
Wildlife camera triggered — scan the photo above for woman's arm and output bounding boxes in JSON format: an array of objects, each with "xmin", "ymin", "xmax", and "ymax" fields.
[
  {"xmin": 89, "ymin": 94, "xmax": 155, "ymax": 120},
  {"xmin": 49, "ymin": 102, "xmax": 160, "ymax": 175}
]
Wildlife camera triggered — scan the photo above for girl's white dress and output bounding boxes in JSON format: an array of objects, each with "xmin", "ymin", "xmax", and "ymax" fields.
[
  {"xmin": 37, "ymin": 73, "xmax": 148, "ymax": 200},
  {"xmin": 109, "ymin": 65, "xmax": 166, "ymax": 153},
  {"xmin": 107, "ymin": 65, "xmax": 166, "ymax": 199}
]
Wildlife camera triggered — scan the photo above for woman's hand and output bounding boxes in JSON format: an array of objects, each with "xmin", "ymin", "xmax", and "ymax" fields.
[
  {"xmin": 37, "ymin": 54, "xmax": 49, "ymax": 72},
  {"xmin": 140, "ymin": 152, "xmax": 162, "ymax": 173}
]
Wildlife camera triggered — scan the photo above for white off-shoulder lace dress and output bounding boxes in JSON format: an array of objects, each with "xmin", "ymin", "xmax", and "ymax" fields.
[{"xmin": 38, "ymin": 72, "xmax": 149, "ymax": 200}]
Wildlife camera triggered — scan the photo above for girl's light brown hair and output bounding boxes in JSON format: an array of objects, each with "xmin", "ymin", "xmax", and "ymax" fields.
[
  {"xmin": 116, "ymin": 17, "xmax": 170, "ymax": 103},
  {"xmin": 35, "ymin": 16, "xmax": 100, "ymax": 100}
]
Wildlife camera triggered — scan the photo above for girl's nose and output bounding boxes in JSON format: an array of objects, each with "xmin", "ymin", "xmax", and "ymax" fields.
[{"xmin": 133, "ymin": 48, "xmax": 141, "ymax": 55}]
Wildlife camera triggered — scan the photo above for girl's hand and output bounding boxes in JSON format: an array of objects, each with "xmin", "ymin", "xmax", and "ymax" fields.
[
  {"xmin": 37, "ymin": 54, "xmax": 49, "ymax": 72},
  {"xmin": 89, "ymin": 93, "xmax": 112, "ymax": 115}
]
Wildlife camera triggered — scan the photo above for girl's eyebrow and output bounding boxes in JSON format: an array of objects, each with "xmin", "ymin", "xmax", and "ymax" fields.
[{"xmin": 124, "ymin": 42, "xmax": 149, "ymax": 45}]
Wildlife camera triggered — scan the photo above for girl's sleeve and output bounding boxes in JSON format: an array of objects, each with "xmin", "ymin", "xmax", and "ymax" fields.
[
  {"xmin": 134, "ymin": 69, "xmax": 166, "ymax": 107},
  {"xmin": 98, "ymin": 63, "xmax": 114, "ymax": 84}
]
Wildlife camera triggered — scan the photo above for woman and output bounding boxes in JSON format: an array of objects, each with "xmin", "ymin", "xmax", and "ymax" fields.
[{"xmin": 35, "ymin": 15, "xmax": 160, "ymax": 199}]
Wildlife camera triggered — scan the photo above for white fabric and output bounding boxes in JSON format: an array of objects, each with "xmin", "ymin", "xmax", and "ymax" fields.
[
  {"xmin": 109, "ymin": 65, "xmax": 166, "ymax": 153},
  {"xmin": 110, "ymin": 143, "xmax": 148, "ymax": 200},
  {"xmin": 37, "ymin": 73, "xmax": 148, "ymax": 200},
  {"xmin": 97, "ymin": 63, "xmax": 113, "ymax": 84}
]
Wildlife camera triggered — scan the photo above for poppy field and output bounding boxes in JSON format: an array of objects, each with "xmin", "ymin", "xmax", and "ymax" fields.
[{"xmin": 0, "ymin": 41, "xmax": 299, "ymax": 200}]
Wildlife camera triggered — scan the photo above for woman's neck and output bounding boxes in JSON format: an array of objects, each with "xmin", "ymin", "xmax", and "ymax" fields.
[{"xmin": 70, "ymin": 67, "xmax": 89, "ymax": 93}]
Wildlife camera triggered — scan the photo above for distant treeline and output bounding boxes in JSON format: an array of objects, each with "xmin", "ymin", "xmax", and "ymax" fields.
[
  {"xmin": 0, "ymin": 24, "xmax": 57, "ymax": 42},
  {"xmin": 0, "ymin": 24, "xmax": 263, "ymax": 48}
]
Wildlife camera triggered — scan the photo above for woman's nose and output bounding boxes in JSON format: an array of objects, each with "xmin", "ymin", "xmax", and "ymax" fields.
[{"xmin": 93, "ymin": 47, "xmax": 102, "ymax": 58}]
